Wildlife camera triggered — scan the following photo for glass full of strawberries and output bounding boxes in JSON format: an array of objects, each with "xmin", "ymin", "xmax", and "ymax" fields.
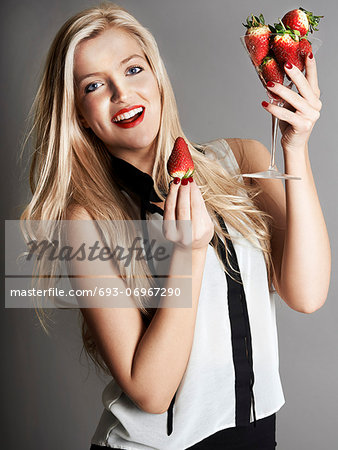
[{"xmin": 240, "ymin": 8, "xmax": 323, "ymax": 179}]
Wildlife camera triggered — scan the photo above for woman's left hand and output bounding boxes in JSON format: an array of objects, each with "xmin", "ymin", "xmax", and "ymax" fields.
[{"xmin": 262, "ymin": 54, "xmax": 322, "ymax": 152}]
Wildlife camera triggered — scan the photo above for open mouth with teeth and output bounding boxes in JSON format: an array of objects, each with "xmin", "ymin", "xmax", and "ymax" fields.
[{"xmin": 112, "ymin": 106, "xmax": 145, "ymax": 128}]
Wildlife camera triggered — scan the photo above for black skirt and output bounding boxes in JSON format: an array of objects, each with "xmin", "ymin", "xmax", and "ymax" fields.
[{"xmin": 90, "ymin": 412, "xmax": 277, "ymax": 449}]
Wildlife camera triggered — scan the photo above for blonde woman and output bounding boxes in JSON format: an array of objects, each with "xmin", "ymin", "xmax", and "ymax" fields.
[{"xmin": 21, "ymin": 2, "xmax": 330, "ymax": 449}]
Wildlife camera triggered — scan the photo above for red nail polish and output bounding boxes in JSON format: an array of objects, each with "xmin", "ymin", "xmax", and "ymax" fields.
[
  {"xmin": 173, "ymin": 177, "xmax": 180, "ymax": 184},
  {"xmin": 309, "ymin": 52, "xmax": 313, "ymax": 59},
  {"xmin": 181, "ymin": 178, "xmax": 188, "ymax": 185},
  {"xmin": 266, "ymin": 81, "xmax": 275, "ymax": 88},
  {"xmin": 188, "ymin": 177, "xmax": 193, "ymax": 183},
  {"xmin": 262, "ymin": 101, "xmax": 269, "ymax": 108},
  {"xmin": 285, "ymin": 62, "xmax": 293, "ymax": 70}
]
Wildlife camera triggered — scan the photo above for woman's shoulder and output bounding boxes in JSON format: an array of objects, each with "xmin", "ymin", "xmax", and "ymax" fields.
[
  {"xmin": 200, "ymin": 137, "xmax": 267, "ymax": 175},
  {"xmin": 65, "ymin": 203, "xmax": 94, "ymax": 220},
  {"xmin": 222, "ymin": 138, "xmax": 270, "ymax": 175}
]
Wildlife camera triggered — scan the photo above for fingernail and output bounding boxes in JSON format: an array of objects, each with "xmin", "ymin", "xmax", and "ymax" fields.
[
  {"xmin": 188, "ymin": 177, "xmax": 193, "ymax": 183},
  {"xmin": 266, "ymin": 81, "xmax": 275, "ymax": 88},
  {"xmin": 285, "ymin": 62, "xmax": 293, "ymax": 70},
  {"xmin": 181, "ymin": 178, "xmax": 188, "ymax": 185},
  {"xmin": 173, "ymin": 177, "xmax": 180, "ymax": 185},
  {"xmin": 262, "ymin": 101, "xmax": 269, "ymax": 108},
  {"xmin": 309, "ymin": 52, "xmax": 313, "ymax": 59}
]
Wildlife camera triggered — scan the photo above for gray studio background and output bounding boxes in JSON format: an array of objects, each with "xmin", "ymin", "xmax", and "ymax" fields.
[{"xmin": 1, "ymin": 0, "xmax": 337, "ymax": 449}]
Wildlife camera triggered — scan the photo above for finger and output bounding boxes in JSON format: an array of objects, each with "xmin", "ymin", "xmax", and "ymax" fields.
[
  {"xmin": 305, "ymin": 53, "xmax": 321, "ymax": 98},
  {"xmin": 176, "ymin": 180, "xmax": 191, "ymax": 221},
  {"xmin": 190, "ymin": 180, "xmax": 203, "ymax": 224},
  {"xmin": 190, "ymin": 180, "xmax": 212, "ymax": 244},
  {"xmin": 163, "ymin": 179, "xmax": 180, "ymax": 222},
  {"xmin": 284, "ymin": 63, "xmax": 321, "ymax": 110},
  {"xmin": 266, "ymin": 81, "xmax": 310, "ymax": 114},
  {"xmin": 262, "ymin": 101, "xmax": 312, "ymax": 131}
]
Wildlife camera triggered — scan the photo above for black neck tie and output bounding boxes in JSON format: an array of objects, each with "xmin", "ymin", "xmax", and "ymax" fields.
[{"xmin": 139, "ymin": 204, "xmax": 256, "ymax": 436}]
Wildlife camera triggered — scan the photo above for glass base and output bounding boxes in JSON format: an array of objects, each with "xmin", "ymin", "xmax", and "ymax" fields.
[{"xmin": 242, "ymin": 169, "xmax": 301, "ymax": 180}]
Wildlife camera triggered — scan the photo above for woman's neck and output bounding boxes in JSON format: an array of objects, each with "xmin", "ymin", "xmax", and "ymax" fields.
[{"xmin": 109, "ymin": 144, "xmax": 156, "ymax": 176}]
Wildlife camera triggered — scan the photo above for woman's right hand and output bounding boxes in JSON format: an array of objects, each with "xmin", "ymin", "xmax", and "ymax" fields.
[{"xmin": 162, "ymin": 179, "xmax": 214, "ymax": 250}]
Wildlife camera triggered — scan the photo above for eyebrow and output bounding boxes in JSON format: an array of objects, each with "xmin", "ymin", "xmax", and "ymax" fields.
[{"xmin": 77, "ymin": 54, "xmax": 145, "ymax": 84}]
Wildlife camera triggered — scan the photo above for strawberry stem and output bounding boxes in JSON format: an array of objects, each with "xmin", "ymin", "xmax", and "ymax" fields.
[
  {"xmin": 299, "ymin": 7, "xmax": 324, "ymax": 33},
  {"xmin": 182, "ymin": 168, "xmax": 195, "ymax": 179},
  {"xmin": 243, "ymin": 13, "xmax": 267, "ymax": 29},
  {"xmin": 271, "ymin": 19, "xmax": 300, "ymax": 41}
]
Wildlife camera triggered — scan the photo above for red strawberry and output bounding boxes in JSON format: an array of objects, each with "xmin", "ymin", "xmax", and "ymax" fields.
[
  {"xmin": 243, "ymin": 14, "xmax": 271, "ymax": 66},
  {"xmin": 282, "ymin": 7, "xmax": 323, "ymax": 37},
  {"xmin": 270, "ymin": 22, "xmax": 304, "ymax": 71},
  {"xmin": 260, "ymin": 56, "xmax": 285, "ymax": 84},
  {"xmin": 298, "ymin": 37, "xmax": 312, "ymax": 64},
  {"xmin": 167, "ymin": 137, "xmax": 194, "ymax": 180}
]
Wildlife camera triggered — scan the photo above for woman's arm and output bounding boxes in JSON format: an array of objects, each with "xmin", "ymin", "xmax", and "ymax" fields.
[
  {"xmin": 227, "ymin": 55, "xmax": 331, "ymax": 313},
  {"xmin": 66, "ymin": 179, "xmax": 213, "ymax": 414}
]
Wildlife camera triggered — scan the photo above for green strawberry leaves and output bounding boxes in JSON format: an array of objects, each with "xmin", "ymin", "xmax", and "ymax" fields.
[
  {"xmin": 299, "ymin": 7, "xmax": 324, "ymax": 33},
  {"xmin": 243, "ymin": 13, "xmax": 267, "ymax": 29},
  {"xmin": 269, "ymin": 20, "xmax": 300, "ymax": 41}
]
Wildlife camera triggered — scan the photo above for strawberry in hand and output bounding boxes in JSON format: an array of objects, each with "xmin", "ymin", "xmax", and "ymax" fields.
[{"xmin": 167, "ymin": 137, "xmax": 195, "ymax": 185}]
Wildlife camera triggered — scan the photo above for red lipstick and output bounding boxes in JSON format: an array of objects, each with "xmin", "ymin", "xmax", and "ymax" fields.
[{"xmin": 111, "ymin": 105, "xmax": 145, "ymax": 129}]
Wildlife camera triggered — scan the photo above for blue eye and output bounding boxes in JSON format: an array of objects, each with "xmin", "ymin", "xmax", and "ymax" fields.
[
  {"xmin": 85, "ymin": 82, "xmax": 103, "ymax": 93},
  {"xmin": 127, "ymin": 66, "xmax": 143, "ymax": 75}
]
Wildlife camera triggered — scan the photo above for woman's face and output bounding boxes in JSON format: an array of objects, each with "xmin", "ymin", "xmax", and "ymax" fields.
[{"xmin": 74, "ymin": 27, "xmax": 162, "ymax": 157}]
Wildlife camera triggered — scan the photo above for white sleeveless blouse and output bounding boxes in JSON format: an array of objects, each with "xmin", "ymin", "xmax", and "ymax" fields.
[{"xmin": 91, "ymin": 139, "xmax": 285, "ymax": 449}]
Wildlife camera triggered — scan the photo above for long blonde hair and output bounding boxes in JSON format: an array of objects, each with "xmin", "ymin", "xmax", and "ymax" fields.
[{"xmin": 20, "ymin": 2, "xmax": 273, "ymax": 375}]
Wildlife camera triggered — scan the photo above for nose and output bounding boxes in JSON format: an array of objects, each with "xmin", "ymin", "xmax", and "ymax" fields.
[{"xmin": 110, "ymin": 78, "xmax": 131, "ymax": 104}]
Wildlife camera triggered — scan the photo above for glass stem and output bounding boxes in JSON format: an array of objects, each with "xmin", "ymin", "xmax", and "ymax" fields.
[{"xmin": 269, "ymin": 113, "xmax": 279, "ymax": 171}]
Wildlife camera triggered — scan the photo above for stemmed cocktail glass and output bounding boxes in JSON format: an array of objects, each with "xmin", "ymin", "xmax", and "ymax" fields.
[{"xmin": 240, "ymin": 34, "xmax": 322, "ymax": 179}]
